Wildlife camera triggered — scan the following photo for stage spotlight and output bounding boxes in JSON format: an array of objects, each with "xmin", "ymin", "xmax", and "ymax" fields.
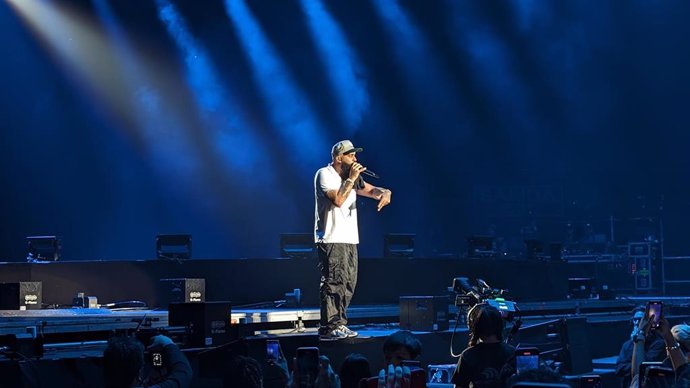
[
  {"xmin": 383, "ymin": 233, "xmax": 415, "ymax": 258},
  {"xmin": 156, "ymin": 234, "xmax": 192, "ymax": 260},
  {"xmin": 224, "ymin": 0, "xmax": 327, "ymax": 166},
  {"xmin": 466, "ymin": 235, "xmax": 495, "ymax": 258},
  {"xmin": 280, "ymin": 233, "xmax": 315, "ymax": 259},
  {"xmin": 299, "ymin": 0, "xmax": 369, "ymax": 132},
  {"xmin": 26, "ymin": 236, "xmax": 61, "ymax": 262}
]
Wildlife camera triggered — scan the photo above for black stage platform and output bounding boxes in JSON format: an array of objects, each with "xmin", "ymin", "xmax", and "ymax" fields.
[{"xmin": 0, "ymin": 257, "xmax": 572, "ymax": 308}]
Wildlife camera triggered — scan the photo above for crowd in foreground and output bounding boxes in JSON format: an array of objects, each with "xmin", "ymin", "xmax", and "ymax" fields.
[{"xmin": 101, "ymin": 304, "xmax": 690, "ymax": 388}]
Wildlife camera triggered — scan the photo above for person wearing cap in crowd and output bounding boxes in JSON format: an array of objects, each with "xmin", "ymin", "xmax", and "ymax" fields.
[
  {"xmin": 314, "ymin": 140, "xmax": 392, "ymax": 340},
  {"xmin": 669, "ymin": 323, "xmax": 690, "ymax": 383},
  {"xmin": 615, "ymin": 306, "xmax": 666, "ymax": 388},
  {"xmin": 672, "ymin": 323, "xmax": 690, "ymax": 358}
]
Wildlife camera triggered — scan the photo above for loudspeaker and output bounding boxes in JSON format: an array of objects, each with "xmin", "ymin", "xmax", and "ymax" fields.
[
  {"xmin": 399, "ymin": 296, "xmax": 449, "ymax": 331},
  {"xmin": 168, "ymin": 301, "xmax": 233, "ymax": 347},
  {"xmin": 560, "ymin": 317, "xmax": 593, "ymax": 375},
  {"xmin": 159, "ymin": 278, "xmax": 205, "ymax": 307},
  {"xmin": 0, "ymin": 282, "xmax": 42, "ymax": 310}
]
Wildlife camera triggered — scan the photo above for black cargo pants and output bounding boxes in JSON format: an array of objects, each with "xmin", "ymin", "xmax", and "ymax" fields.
[{"xmin": 317, "ymin": 243, "xmax": 358, "ymax": 334}]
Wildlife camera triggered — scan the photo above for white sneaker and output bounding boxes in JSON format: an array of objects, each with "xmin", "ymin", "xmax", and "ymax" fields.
[
  {"xmin": 319, "ymin": 328, "xmax": 348, "ymax": 340},
  {"xmin": 338, "ymin": 325, "xmax": 358, "ymax": 338}
]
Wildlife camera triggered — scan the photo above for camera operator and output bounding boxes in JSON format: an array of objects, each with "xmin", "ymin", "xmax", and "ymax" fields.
[{"xmin": 450, "ymin": 304, "xmax": 515, "ymax": 388}]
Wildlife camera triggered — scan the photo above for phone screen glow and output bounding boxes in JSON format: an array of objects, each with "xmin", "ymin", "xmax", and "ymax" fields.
[
  {"xmin": 266, "ymin": 341, "xmax": 280, "ymax": 360},
  {"xmin": 648, "ymin": 303, "xmax": 662, "ymax": 326},
  {"xmin": 516, "ymin": 355, "xmax": 539, "ymax": 373}
]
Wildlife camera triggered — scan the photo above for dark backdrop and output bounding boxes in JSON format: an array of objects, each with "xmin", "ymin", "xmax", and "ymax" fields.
[{"xmin": 1, "ymin": 0, "xmax": 689, "ymax": 260}]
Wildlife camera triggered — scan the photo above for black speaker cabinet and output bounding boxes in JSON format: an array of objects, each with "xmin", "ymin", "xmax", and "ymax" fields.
[
  {"xmin": 159, "ymin": 278, "xmax": 205, "ymax": 308},
  {"xmin": 561, "ymin": 317, "xmax": 593, "ymax": 375},
  {"xmin": 0, "ymin": 282, "xmax": 42, "ymax": 310},
  {"xmin": 168, "ymin": 301, "xmax": 233, "ymax": 347},
  {"xmin": 399, "ymin": 296, "xmax": 449, "ymax": 331}
]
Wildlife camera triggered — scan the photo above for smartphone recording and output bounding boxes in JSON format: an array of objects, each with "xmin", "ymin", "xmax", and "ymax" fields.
[
  {"xmin": 295, "ymin": 347, "xmax": 320, "ymax": 388},
  {"xmin": 515, "ymin": 348, "xmax": 540, "ymax": 374},
  {"xmin": 400, "ymin": 360, "xmax": 421, "ymax": 369},
  {"xmin": 266, "ymin": 340, "xmax": 281, "ymax": 361},
  {"xmin": 580, "ymin": 375, "xmax": 601, "ymax": 388},
  {"xmin": 152, "ymin": 352, "xmax": 163, "ymax": 367},
  {"xmin": 645, "ymin": 301, "xmax": 663, "ymax": 328}
]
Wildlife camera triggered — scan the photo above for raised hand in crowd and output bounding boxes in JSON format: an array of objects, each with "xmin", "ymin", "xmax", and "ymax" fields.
[
  {"xmin": 288, "ymin": 354, "xmax": 340, "ymax": 388},
  {"xmin": 631, "ymin": 310, "xmax": 653, "ymax": 378},
  {"xmin": 315, "ymin": 355, "xmax": 341, "ymax": 388},
  {"xmin": 658, "ymin": 318, "xmax": 689, "ymax": 372},
  {"xmin": 377, "ymin": 364, "xmax": 411, "ymax": 388},
  {"xmin": 264, "ymin": 349, "xmax": 290, "ymax": 388}
]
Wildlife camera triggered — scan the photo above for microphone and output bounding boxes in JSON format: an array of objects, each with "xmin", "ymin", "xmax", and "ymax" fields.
[{"xmin": 361, "ymin": 169, "xmax": 380, "ymax": 179}]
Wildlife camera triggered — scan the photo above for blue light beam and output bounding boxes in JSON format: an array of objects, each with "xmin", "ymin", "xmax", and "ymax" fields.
[
  {"xmin": 300, "ymin": 0, "xmax": 369, "ymax": 134},
  {"xmin": 225, "ymin": 0, "xmax": 327, "ymax": 167},
  {"xmin": 156, "ymin": 0, "xmax": 271, "ymax": 179},
  {"xmin": 92, "ymin": 0, "xmax": 202, "ymax": 181},
  {"xmin": 371, "ymin": 0, "xmax": 469, "ymax": 139}
]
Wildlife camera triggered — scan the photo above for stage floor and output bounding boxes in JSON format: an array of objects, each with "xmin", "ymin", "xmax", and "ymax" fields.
[{"xmin": 2, "ymin": 295, "xmax": 685, "ymax": 340}]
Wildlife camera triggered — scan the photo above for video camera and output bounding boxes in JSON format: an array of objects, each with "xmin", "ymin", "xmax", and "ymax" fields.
[{"xmin": 452, "ymin": 277, "xmax": 517, "ymax": 320}]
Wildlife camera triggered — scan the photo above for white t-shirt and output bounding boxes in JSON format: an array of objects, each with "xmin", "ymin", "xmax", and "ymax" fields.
[{"xmin": 314, "ymin": 164, "xmax": 359, "ymax": 244}]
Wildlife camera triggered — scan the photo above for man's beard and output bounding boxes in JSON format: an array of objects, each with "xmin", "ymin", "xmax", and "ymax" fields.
[{"xmin": 341, "ymin": 163, "xmax": 352, "ymax": 178}]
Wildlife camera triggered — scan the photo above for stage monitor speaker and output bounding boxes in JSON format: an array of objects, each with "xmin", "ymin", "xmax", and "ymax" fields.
[
  {"xmin": 524, "ymin": 239, "xmax": 544, "ymax": 260},
  {"xmin": 399, "ymin": 296, "xmax": 449, "ymax": 331},
  {"xmin": 168, "ymin": 301, "xmax": 233, "ymax": 347},
  {"xmin": 0, "ymin": 282, "xmax": 42, "ymax": 310},
  {"xmin": 159, "ymin": 278, "xmax": 205, "ymax": 307},
  {"xmin": 384, "ymin": 233, "xmax": 415, "ymax": 258}
]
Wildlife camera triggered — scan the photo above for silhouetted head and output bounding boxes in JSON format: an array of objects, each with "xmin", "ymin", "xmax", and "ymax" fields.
[
  {"xmin": 467, "ymin": 304, "xmax": 504, "ymax": 346},
  {"xmin": 103, "ymin": 336, "xmax": 144, "ymax": 388},
  {"xmin": 383, "ymin": 330, "xmax": 422, "ymax": 366},
  {"xmin": 223, "ymin": 355, "xmax": 263, "ymax": 388},
  {"xmin": 340, "ymin": 353, "xmax": 372, "ymax": 388},
  {"xmin": 672, "ymin": 324, "xmax": 690, "ymax": 355},
  {"xmin": 631, "ymin": 306, "xmax": 645, "ymax": 327}
]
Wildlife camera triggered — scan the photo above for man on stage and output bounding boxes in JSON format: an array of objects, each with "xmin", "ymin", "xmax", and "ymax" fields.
[{"xmin": 314, "ymin": 140, "xmax": 392, "ymax": 340}]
